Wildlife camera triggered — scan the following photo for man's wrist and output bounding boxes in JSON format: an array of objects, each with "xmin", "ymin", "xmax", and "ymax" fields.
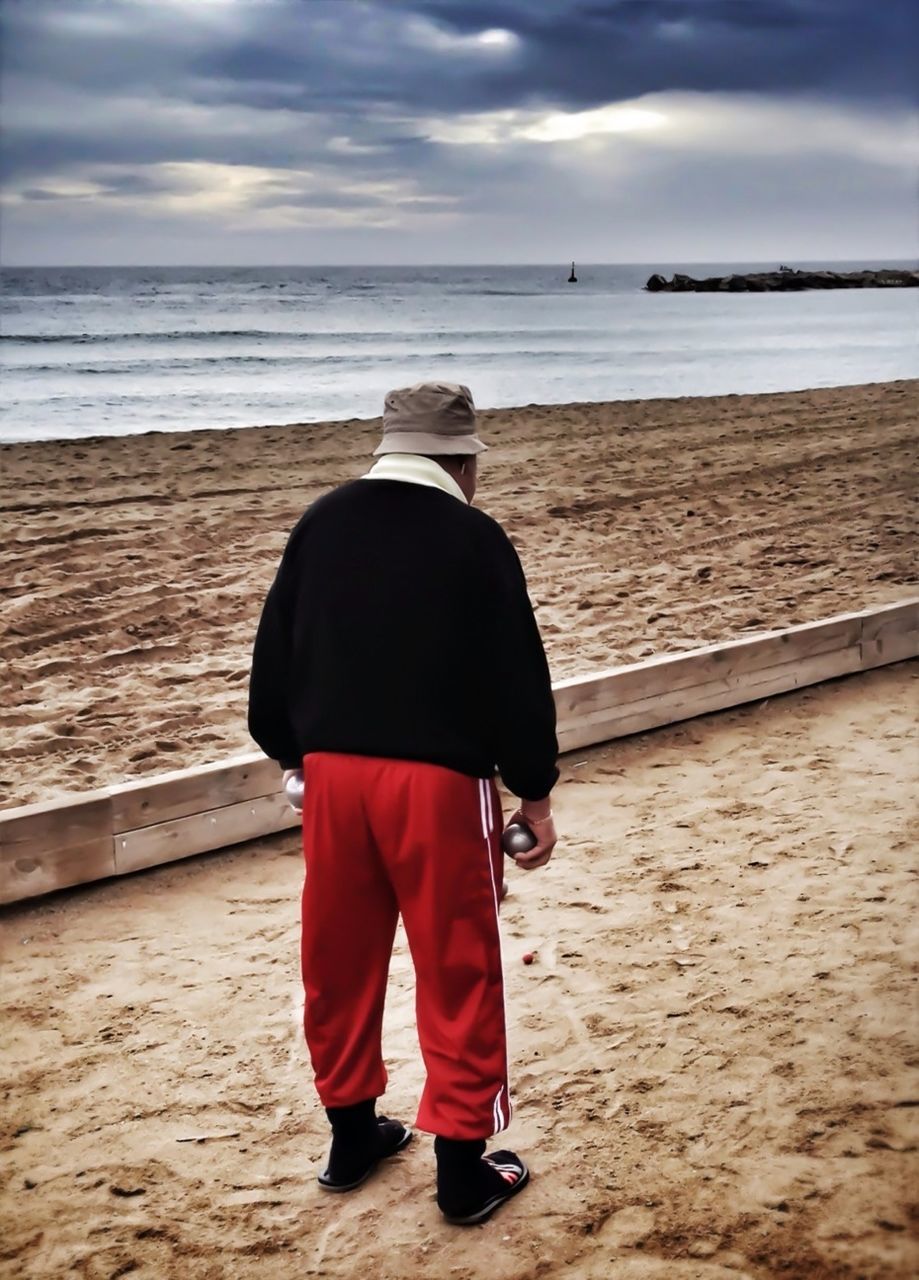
[
  {"xmin": 520, "ymin": 796, "xmax": 552, "ymax": 822},
  {"xmin": 526, "ymin": 809, "xmax": 553, "ymax": 826}
]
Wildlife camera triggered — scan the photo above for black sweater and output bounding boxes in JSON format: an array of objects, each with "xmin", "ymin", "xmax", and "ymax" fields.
[{"xmin": 247, "ymin": 479, "xmax": 559, "ymax": 800}]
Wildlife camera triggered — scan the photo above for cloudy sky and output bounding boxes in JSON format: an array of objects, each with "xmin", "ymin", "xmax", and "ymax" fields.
[{"xmin": 1, "ymin": 0, "xmax": 917, "ymax": 265}]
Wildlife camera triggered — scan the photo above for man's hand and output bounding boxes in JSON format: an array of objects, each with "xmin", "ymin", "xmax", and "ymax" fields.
[{"xmin": 507, "ymin": 803, "xmax": 557, "ymax": 870}]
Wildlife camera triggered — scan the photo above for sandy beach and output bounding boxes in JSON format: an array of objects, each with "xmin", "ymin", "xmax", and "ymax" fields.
[
  {"xmin": 1, "ymin": 379, "xmax": 917, "ymax": 810},
  {"xmin": 1, "ymin": 663, "xmax": 917, "ymax": 1278},
  {"xmin": 0, "ymin": 381, "xmax": 916, "ymax": 1277}
]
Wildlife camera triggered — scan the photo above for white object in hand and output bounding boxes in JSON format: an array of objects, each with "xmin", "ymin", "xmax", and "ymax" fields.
[
  {"xmin": 501, "ymin": 821, "xmax": 537, "ymax": 856},
  {"xmin": 284, "ymin": 771, "xmax": 304, "ymax": 810}
]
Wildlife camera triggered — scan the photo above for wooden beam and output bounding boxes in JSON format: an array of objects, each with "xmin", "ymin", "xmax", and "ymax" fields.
[
  {"xmin": 110, "ymin": 753, "xmax": 277, "ymax": 833},
  {"xmin": 115, "ymin": 793, "xmax": 299, "ymax": 876},
  {"xmin": 0, "ymin": 791, "xmax": 114, "ymax": 903},
  {"xmin": 1, "ymin": 598, "xmax": 915, "ymax": 906},
  {"xmin": 556, "ymin": 642, "xmax": 866, "ymax": 753},
  {"xmin": 552, "ymin": 611, "xmax": 863, "ymax": 722},
  {"xmin": 859, "ymin": 599, "xmax": 918, "ymax": 669}
]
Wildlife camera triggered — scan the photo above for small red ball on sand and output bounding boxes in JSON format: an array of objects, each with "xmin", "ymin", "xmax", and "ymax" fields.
[{"xmin": 522, "ymin": 952, "xmax": 535, "ymax": 965}]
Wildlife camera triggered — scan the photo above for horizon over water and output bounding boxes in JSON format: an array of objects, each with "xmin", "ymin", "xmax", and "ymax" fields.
[{"xmin": 1, "ymin": 260, "xmax": 917, "ymax": 444}]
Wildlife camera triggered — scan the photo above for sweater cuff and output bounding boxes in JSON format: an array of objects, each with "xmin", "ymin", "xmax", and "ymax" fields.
[{"xmin": 502, "ymin": 763, "xmax": 560, "ymax": 802}]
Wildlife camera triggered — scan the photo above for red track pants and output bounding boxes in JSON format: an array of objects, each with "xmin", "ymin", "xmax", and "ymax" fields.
[{"xmin": 299, "ymin": 752, "xmax": 510, "ymax": 1141}]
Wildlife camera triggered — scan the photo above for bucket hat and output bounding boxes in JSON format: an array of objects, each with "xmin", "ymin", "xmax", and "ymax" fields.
[{"xmin": 374, "ymin": 382, "xmax": 487, "ymax": 456}]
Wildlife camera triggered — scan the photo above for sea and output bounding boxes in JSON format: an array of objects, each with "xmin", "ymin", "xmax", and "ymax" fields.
[{"xmin": 1, "ymin": 262, "xmax": 916, "ymax": 444}]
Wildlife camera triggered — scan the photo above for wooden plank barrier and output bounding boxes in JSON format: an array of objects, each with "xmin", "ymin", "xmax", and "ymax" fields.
[
  {"xmin": 110, "ymin": 753, "xmax": 282, "ymax": 832},
  {"xmin": 0, "ymin": 791, "xmax": 115, "ymax": 905},
  {"xmin": 1, "ymin": 599, "xmax": 915, "ymax": 906}
]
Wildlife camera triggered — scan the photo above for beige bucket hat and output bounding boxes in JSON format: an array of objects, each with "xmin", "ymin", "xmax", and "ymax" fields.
[{"xmin": 374, "ymin": 381, "xmax": 487, "ymax": 456}]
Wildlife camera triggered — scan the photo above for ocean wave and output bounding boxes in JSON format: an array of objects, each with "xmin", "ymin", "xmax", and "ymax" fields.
[
  {"xmin": 1, "ymin": 349, "xmax": 635, "ymax": 379},
  {"xmin": 14, "ymin": 353, "xmax": 365, "ymax": 374},
  {"xmin": 0, "ymin": 325, "xmax": 603, "ymax": 348},
  {"xmin": 0, "ymin": 329, "xmax": 302, "ymax": 344}
]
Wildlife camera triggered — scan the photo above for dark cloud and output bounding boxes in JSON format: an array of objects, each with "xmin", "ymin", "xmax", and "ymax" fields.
[
  {"xmin": 19, "ymin": 187, "xmax": 70, "ymax": 202},
  {"xmin": 1, "ymin": 0, "xmax": 910, "ymax": 185},
  {"xmin": 0, "ymin": 0, "xmax": 915, "ymax": 263},
  {"xmin": 395, "ymin": 0, "xmax": 919, "ymax": 102},
  {"xmin": 4, "ymin": 0, "xmax": 915, "ymax": 118}
]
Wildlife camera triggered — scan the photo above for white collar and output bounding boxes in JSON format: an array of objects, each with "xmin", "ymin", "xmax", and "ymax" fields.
[{"xmin": 361, "ymin": 453, "xmax": 468, "ymax": 504}]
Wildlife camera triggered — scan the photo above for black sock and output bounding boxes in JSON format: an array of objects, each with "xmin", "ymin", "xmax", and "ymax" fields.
[
  {"xmin": 435, "ymin": 1136, "xmax": 504, "ymax": 1214},
  {"xmin": 325, "ymin": 1100, "xmax": 379, "ymax": 1180},
  {"xmin": 326, "ymin": 1099, "xmax": 377, "ymax": 1140}
]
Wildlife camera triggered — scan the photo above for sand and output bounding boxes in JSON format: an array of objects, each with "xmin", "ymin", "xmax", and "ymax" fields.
[
  {"xmin": 1, "ymin": 380, "xmax": 917, "ymax": 1277},
  {"xmin": 1, "ymin": 664, "xmax": 917, "ymax": 1279},
  {"xmin": 2, "ymin": 379, "xmax": 917, "ymax": 809}
]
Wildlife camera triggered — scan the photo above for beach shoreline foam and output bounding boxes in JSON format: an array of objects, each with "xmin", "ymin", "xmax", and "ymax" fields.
[{"xmin": 1, "ymin": 379, "xmax": 917, "ymax": 809}]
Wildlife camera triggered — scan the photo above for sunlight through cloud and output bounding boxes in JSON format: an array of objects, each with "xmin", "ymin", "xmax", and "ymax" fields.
[{"xmin": 521, "ymin": 105, "xmax": 667, "ymax": 142}]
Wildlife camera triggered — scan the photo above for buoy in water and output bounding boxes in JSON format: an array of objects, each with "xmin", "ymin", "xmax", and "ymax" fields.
[{"xmin": 568, "ymin": 261, "xmax": 577, "ymax": 283}]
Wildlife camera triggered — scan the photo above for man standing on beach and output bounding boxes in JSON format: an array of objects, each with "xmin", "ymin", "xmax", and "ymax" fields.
[{"xmin": 248, "ymin": 381, "xmax": 558, "ymax": 1225}]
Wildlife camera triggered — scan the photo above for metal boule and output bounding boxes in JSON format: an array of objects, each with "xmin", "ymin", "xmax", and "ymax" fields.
[
  {"xmin": 501, "ymin": 821, "xmax": 537, "ymax": 855},
  {"xmin": 284, "ymin": 772, "xmax": 304, "ymax": 808}
]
